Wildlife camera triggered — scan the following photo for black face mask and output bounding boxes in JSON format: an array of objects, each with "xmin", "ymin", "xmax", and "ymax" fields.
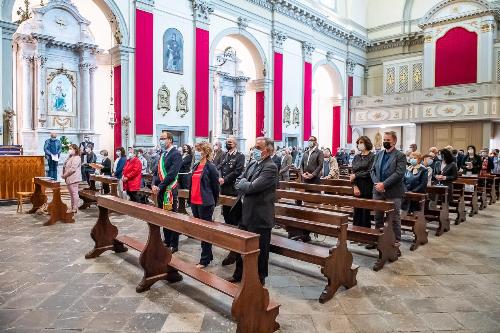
[
  {"xmin": 383, "ymin": 142, "xmax": 392, "ymax": 150},
  {"xmin": 225, "ymin": 143, "xmax": 233, "ymax": 150}
]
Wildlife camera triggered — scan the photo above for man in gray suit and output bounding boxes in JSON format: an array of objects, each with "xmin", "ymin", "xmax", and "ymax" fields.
[
  {"xmin": 301, "ymin": 136, "xmax": 324, "ymax": 184},
  {"xmin": 370, "ymin": 131, "xmax": 406, "ymax": 255},
  {"xmin": 279, "ymin": 148, "xmax": 293, "ymax": 181},
  {"xmin": 228, "ymin": 137, "xmax": 278, "ymax": 285}
]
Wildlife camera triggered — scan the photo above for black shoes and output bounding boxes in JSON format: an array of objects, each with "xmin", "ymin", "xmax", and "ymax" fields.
[{"xmin": 221, "ymin": 252, "xmax": 238, "ymax": 266}]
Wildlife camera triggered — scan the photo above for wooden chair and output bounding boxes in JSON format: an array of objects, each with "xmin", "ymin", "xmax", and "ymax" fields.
[
  {"xmin": 16, "ymin": 191, "xmax": 33, "ymax": 213},
  {"xmin": 85, "ymin": 195, "xmax": 280, "ymax": 333}
]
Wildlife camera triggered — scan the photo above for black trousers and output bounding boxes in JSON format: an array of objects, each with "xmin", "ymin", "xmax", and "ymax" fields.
[
  {"xmin": 157, "ymin": 188, "xmax": 179, "ymax": 248},
  {"xmin": 222, "ymin": 199, "xmax": 241, "ymax": 226},
  {"xmin": 127, "ymin": 191, "xmax": 140, "ymax": 203},
  {"xmin": 191, "ymin": 204, "xmax": 215, "ymax": 265},
  {"xmin": 102, "ymin": 183, "xmax": 110, "ymax": 195},
  {"xmin": 233, "ymin": 226, "xmax": 271, "ymax": 282}
]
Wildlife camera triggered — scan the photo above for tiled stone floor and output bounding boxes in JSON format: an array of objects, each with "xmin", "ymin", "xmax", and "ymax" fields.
[{"xmin": 1, "ymin": 194, "xmax": 499, "ymax": 332}]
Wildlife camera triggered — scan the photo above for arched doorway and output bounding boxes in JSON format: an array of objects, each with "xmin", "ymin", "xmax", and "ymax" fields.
[
  {"xmin": 312, "ymin": 63, "xmax": 343, "ymax": 151},
  {"xmin": 210, "ymin": 30, "xmax": 267, "ymax": 153}
]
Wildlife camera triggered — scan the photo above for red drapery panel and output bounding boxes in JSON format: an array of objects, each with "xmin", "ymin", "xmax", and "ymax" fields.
[
  {"xmin": 113, "ymin": 65, "xmax": 122, "ymax": 158},
  {"xmin": 195, "ymin": 28, "xmax": 210, "ymax": 137},
  {"xmin": 347, "ymin": 76, "xmax": 353, "ymax": 144},
  {"xmin": 435, "ymin": 27, "xmax": 477, "ymax": 87},
  {"xmin": 135, "ymin": 9, "xmax": 153, "ymax": 135},
  {"xmin": 256, "ymin": 91, "xmax": 265, "ymax": 137},
  {"xmin": 332, "ymin": 106, "xmax": 341, "ymax": 153},
  {"xmin": 273, "ymin": 52, "xmax": 283, "ymax": 141},
  {"xmin": 303, "ymin": 62, "xmax": 312, "ymax": 141}
]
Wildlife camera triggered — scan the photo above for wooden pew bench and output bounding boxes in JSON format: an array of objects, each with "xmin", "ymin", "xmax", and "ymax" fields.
[
  {"xmin": 482, "ymin": 174, "xmax": 497, "ymax": 205},
  {"xmin": 78, "ymin": 175, "xmax": 119, "ymax": 210},
  {"xmin": 425, "ymin": 186, "xmax": 450, "ymax": 236},
  {"xmin": 400, "ymin": 192, "xmax": 428, "ymax": 251},
  {"xmin": 28, "ymin": 177, "xmax": 74, "ymax": 225},
  {"xmin": 177, "ymin": 189, "xmax": 358, "ymax": 303},
  {"xmin": 276, "ymin": 189, "xmax": 398, "ymax": 271},
  {"xmin": 85, "ymin": 195, "xmax": 280, "ymax": 333},
  {"xmin": 321, "ymin": 178, "xmax": 352, "ymax": 187},
  {"xmin": 456, "ymin": 177, "xmax": 479, "ymax": 217},
  {"xmin": 449, "ymin": 182, "xmax": 466, "ymax": 224}
]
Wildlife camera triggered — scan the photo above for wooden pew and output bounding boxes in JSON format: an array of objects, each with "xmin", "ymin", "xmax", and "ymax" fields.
[
  {"xmin": 321, "ymin": 178, "xmax": 352, "ymax": 187},
  {"xmin": 456, "ymin": 178, "xmax": 479, "ymax": 217},
  {"xmin": 400, "ymin": 192, "xmax": 428, "ymax": 251},
  {"xmin": 176, "ymin": 189, "xmax": 358, "ymax": 302},
  {"xmin": 449, "ymin": 182, "xmax": 466, "ymax": 224},
  {"xmin": 79, "ymin": 175, "xmax": 119, "ymax": 210},
  {"xmin": 279, "ymin": 181, "xmax": 354, "ymax": 196},
  {"xmin": 495, "ymin": 175, "xmax": 500, "ymax": 201},
  {"xmin": 462, "ymin": 176, "xmax": 488, "ymax": 210},
  {"xmin": 85, "ymin": 195, "xmax": 280, "ymax": 333},
  {"xmin": 425, "ymin": 186, "xmax": 450, "ymax": 236},
  {"xmin": 276, "ymin": 189, "xmax": 398, "ymax": 271},
  {"xmin": 28, "ymin": 177, "xmax": 74, "ymax": 225},
  {"xmin": 479, "ymin": 175, "xmax": 497, "ymax": 205}
]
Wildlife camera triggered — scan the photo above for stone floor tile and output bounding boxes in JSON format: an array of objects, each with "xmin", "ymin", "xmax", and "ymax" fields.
[
  {"xmin": 451, "ymin": 311, "xmax": 500, "ymax": 331},
  {"xmin": 339, "ymin": 297, "xmax": 379, "ymax": 314},
  {"xmin": 417, "ymin": 312, "xmax": 464, "ymax": 331},
  {"xmin": 346, "ymin": 314, "xmax": 392, "ymax": 333},
  {"xmin": 10, "ymin": 309, "xmax": 61, "ymax": 329},
  {"xmin": 382, "ymin": 313, "xmax": 429, "ymax": 331},
  {"xmin": 123, "ymin": 313, "xmax": 168, "ymax": 332},
  {"xmin": 161, "ymin": 312, "xmax": 204, "ymax": 332},
  {"xmin": 86, "ymin": 311, "xmax": 131, "ymax": 331},
  {"xmin": 310, "ymin": 313, "xmax": 356, "ymax": 333},
  {"xmin": 0, "ymin": 309, "xmax": 29, "ymax": 328},
  {"xmin": 199, "ymin": 312, "xmax": 236, "ymax": 332},
  {"xmin": 276, "ymin": 314, "xmax": 316, "ymax": 332},
  {"xmin": 51, "ymin": 311, "xmax": 97, "ymax": 330}
]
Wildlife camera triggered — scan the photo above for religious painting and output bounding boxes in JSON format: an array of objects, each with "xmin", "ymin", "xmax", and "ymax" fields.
[
  {"xmin": 221, "ymin": 96, "xmax": 234, "ymax": 135},
  {"xmin": 46, "ymin": 68, "xmax": 77, "ymax": 116},
  {"xmin": 163, "ymin": 28, "xmax": 183, "ymax": 74}
]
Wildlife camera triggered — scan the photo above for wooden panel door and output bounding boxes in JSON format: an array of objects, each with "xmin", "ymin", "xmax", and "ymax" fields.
[
  {"xmin": 451, "ymin": 125, "xmax": 468, "ymax": 151},
  {"xmin": 434, "ymin": 124, "xmax": 451, "ymax": 149}
]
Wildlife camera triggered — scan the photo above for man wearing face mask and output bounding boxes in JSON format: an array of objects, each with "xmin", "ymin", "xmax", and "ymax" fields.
[
  {"xmin": 300, "ymin": 136, "xmax": 324, "ymax": 184},
  {"xmin": 43, "ymin": 132, "xmax": 62, "ymax": 180},
  {"xmin": 79, "ymin": 135, "xmax": 94, "ymax": 181},
  {"xmin": 370, "ymin": 131, "xmax": 407, "ymax": 255},
  {"xmin": 228, "ymin": 137, "xmax": 278, "ymax": 285},
  {"xmin": 212, "ymin": 141, "xmax": 224, "ymax": 166},
  {"xmin": 82, "ymin": 145, "xmax": 97, "ymax": 187},
  {"xmin": 217, "ymin": 136, "xmax": 245, "ymax": 266},
  {"xmin": 152, "ymin": 131, "xmax": 183, "ymax": 251}
]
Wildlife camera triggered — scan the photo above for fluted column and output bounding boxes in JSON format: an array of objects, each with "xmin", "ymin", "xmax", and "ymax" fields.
[
  {"xmin": 79, "ymin": 62, "xmax": 91, "ymax": 131},
  {"xmin": 21, "ymin": 55, "xmax": 33, "ymax": 130},
  {"xmin": 235, "ymin": 81, "xmax": 246, "ymax": 148},
  {"xmin": 35, "ymin": 55, "xmax": 47, "ymax": 128},
  {"xmin": 89, "ymin": 66, "xmax": 97, "ymax": 131}
]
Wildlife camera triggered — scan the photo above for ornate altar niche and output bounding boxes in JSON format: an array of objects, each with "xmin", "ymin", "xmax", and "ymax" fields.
[
  {"xmin": 12, "ymin": 0, "xmax": 97, "ymax": 154},
  {"xmin": 213, "ymin": 47, "xmax": 249, "ymax": 148}
]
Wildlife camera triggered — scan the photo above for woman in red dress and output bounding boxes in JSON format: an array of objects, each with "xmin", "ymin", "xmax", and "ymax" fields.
[{"xmin": 122, "ymin": 148, "xmax": 143, "ymax": 202}]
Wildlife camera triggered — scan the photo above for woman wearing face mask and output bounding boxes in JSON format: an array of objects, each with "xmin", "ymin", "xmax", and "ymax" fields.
[
  {"xmin": 62, "ymin": 144, "xmax": 82, "ymax": 213},
  {"xmin": 402, "ymin": 152, "xmax": 428, "ymax": 213},
  {"xmin": 351, "ymin": 136, "xmax": 375, "ymax": 229},
  {"xmin": 113, "ymin": 147, "xmax": 127, "ymax": 198},
  {"xmin": 461, "ymin": 145, "xmax": 482, "ymax": 175},
  {"xmin": 421, "ymin": 154, "xmax": 434, "ymax": 186},
  {"xmin": 321, "ymin": 148, "xmax": 339, "ymax": 179},
  {"xmin": 178, "ymin": 144, "xmax": 193, "ymax": 190},
  {"xmin": 435, "ymin": 148, "xmax": 458, "ymax": 202},
  {"xmin": 479, "ymin": 150, "xmax": 493, "ymax": 175},
  {"xmin": 82, "ymin": 146, "xmax": 97, "ymax": 187},
  {"xmin": 189, "ymin": 142, "xmax": 220, "ymax": 268},
  {"xmin": 97, "ymin": 150, "xmax": 112, "ymax": 194},
  {"xmin": 122, "ymin": 148, "xmax": 143, "ymax": 202}
]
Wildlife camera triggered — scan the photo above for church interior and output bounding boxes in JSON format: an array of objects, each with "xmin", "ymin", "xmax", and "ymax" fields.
[{"xmin": 1, "ymin": 0, "xmax": 500, "ymax": 332}]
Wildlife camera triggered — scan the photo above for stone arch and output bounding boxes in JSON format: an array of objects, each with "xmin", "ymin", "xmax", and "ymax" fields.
[
  {"xmin": 1, "ymin": 0, "xmax": 129, "ymax": 47},
  {"xmin": 421, "ymin": 0, "xmax": 490, "ymax": 24},
  {"xmin": 312, "ymin": 59, "xmax": 345, "ymax": 97},
  {"xmin": 209, "ymin": 27, "xmax": 268, "ymax": 78}
]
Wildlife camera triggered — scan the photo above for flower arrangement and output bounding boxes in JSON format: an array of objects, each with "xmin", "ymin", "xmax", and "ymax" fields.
[{"xmin": 60, "ymin": 135, "xmax": 72, "ymax": 153}]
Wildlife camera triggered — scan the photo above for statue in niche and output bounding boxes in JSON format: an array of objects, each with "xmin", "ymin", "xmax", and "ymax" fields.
[
  {"xmin": 374, "ymin": 132, "xmax": 383, "ymax": 149},
  {"xmin": 292, "ymin": 106, "xmax": 300, "ymax": 128},
  {"xmin": 283, "ymin": 105, "xmax": 291, "ymax": 127},
  {"xmin": 157, "ymin": 84, "xmax": 170, "ymax": 116},
  {"xmin": 176, "ymin": 87, "xmax": 188, "ymax": 118},
  {"xmin": 164, "ymin": 28, "xmax": 183, "ymax": 74},
  {"xmin": 221, "ymin": 96, "xmax": 234, "ymax": 134}
]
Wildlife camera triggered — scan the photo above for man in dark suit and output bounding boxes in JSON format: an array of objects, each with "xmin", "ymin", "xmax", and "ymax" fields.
[
  {"xmin": 218, "ymin": 136, "xmax": 246, "ymax": 266},
  {"xmin": 272, "ymin": 148, "xmax": 282, "ymax": 171},
  {"xmin": 279, "ymin": 148, "xmax": 293, "ymax": 181},
  {"xmin": 152, "ymin": 131, "xmax": 183, "ymax": 252},
  {"xmin": 370, "ymin": 131, "xmax": 406, "ymax": 255},
  {"xmin": 300, "ymin": 136, "xmax": 324, "ymax": 184},
  {"xmin": 228, "ymin": 137, "xmax": 278, "ymax": 285}
]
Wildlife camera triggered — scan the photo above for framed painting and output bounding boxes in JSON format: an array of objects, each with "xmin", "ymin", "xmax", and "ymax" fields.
[
  {"xmin": 46, "ymin": 68, "xmax": 77, "ymax": 116},
  {"xmin": 163, "ymin": 28, "xmax": 183, "ymax": 74},
  {"xmin": 221, "ymin": 96, "xmax": 234, "ymax": 135}
]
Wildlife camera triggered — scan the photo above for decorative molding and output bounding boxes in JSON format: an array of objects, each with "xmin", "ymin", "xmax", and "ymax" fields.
[
  {"xmin": 301, "ymin": 41, "xmax": 315, "ymax": 62},
  {"xmin": 419, "ymin": 0, "xmax": 495, "ymax": 29},
  {"xmin": 191, "ymin": 0, "xmax": 214, "ymax": 26},
  {"xmin": 176, "ymin": 87, "xmax": 189, "ymax": 118},
  {"xmin": 272, "ymin": 29, "xmax": 287, "ymax": 52},
  {"xmin": 292, "ymin": 106, "xmax": 300, "ymax": 128},
  {"xmin": 346, "ymin": 58, "xmax": 356, "ymax": 76},
  {"xmin": 237, "ymin": 16, "xmax": 249, "ymax": 30},
  {"xmin": 325, "ymin": 51, "xmax": 334, "ymax": 63},
  {"xmin": 157, "ymin": 84, "xmax": 170, "ymax": 116},
  {"xmin": 283, "ymin": 104, "xmax": 291, "ymax": 127},
  {"xmin": 47, "ymin": 67, "xmax": 76, "ymax": 87},
  {"xmin": 368, "ymin": 33, "xmax": 424, "ymax": 52}
]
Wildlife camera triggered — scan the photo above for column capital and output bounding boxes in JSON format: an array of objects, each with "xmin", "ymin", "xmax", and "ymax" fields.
[
  {"xmin": 136, "ymin": 0, "xmax": 155, "ymax": 11},
  {"xmin": 79, "ymin": 62, "xmax": 93, "ymax": 71},
  {"xmin": 191, "ymin": 0, "xmax": 214, "ymax": 29},
  {"xmin": 326, "ymin": 51, "xmax": 334, "ymax": 63},
  {"xmin": 272, "ymin": 29, "xmax": 287, "ymax": 53},
  {"xmin": 301, "ymin": 41, "xmax": 315, "ymax": 63},
  {"xmin": 346, "ymin": 58, "xmax": 356, "ymax": 76}
]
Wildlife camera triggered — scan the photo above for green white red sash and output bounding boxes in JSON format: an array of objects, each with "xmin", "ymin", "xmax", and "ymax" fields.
[{"xmin": 158, "ymin": 153, "xmax": 178, "ymax": 210}]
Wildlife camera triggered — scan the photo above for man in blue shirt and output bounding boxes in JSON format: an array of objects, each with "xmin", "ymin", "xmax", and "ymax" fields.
[
  {"xmin": 43, "ymin": 132, "xmax": 62, "ymax": 180},
  {"xmin": 370, "ymin": 131, "xmax": 407, "ymax": 255}
]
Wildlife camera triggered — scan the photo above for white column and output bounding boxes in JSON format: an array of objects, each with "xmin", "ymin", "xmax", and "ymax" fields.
[
  {"xmin": 423, "ymin": 31, "xmax": 435, "ymax": 89},
  {"xmin": 479, "ymin": 18, "xmax": 495, "ymax": 83},
  {"xmin": 235, "ymin": 81, "xmax": 246, "ymax": 148},
  {"xmin": 22, "ymin": 55, "xmax": 32, "ymax": 130},
  {"xmin": 79, "ymin": 62, "xmax": 91, "ymax": 131},
  {"xmin": 89, "ymin": 66, "xmax": 96, "ymax": 131},
  {"xmin": 120, "ymin": 53, "xmax": 130, "ymax": 146}
]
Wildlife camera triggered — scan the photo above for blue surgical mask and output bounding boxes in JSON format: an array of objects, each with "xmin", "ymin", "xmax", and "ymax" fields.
[
  {"xmin": 194, "ymin": 151, "xmax": 202, "ymax": 160},
  {"xmin": 427, "ymin": 159, "xmax": 433, "ymax": 166},
  {"xmin": 252, "ymin": 149, "xmax": 262, "ymax": 162},
  {"xmin": 437, "ymin": 154, "xmax": 442, "ymax": 161},
  {"xmin": 410, "ymin": 158, "xmax": 417, "ymax": 166},
  {"xmin": 159, "ymin": 140, "xmax": 167, "ymax": 150}
]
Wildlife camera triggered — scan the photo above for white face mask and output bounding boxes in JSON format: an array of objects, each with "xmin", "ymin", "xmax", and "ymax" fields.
[
  {"xmin": 357, "ymin": 143, "xmax": 365, "ymax": 151},
  {"xmin": 468, "ymin": 149, "xmax": 474, "ymax": 155},
  {"xmin": 69, "ymin": 149, "xmax": 75, "ymax": 156}
]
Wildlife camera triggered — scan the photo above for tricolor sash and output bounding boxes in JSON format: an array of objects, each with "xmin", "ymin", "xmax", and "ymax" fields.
[{"xmin": 158, "ymin": 153, "xmax": 178, "ymax": 211}]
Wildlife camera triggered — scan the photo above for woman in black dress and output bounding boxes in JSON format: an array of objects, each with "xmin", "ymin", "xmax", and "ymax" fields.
[
  {"xmin": 435, "ymin": 148, "xmax": 458, "ymax": 203},
  {"xmin": 99, "ymin": 150, "xmax": 112, "ymax": 194},
  {"xmin": 351, "ymin": 136, "xmax": 375, "ymax": 229},
  {"xmin": 178, "ymin": 144, "xmax": 193, "ymax": 189},
  {"xmin": 461, "ymin": 145, "xmax": 482, "ymax": 175}
]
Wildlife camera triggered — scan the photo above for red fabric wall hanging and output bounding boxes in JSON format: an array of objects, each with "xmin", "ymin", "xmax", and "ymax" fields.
[
  {"xmin": 303, "ymin": 62, "xmax": 312, "ymax": 141},
  {"xmin": 256, "ymin": 91, "xmax": 265, "ymax": 137},
  {"xmin": 135, "ymin": 9, "xmax": 153, "ymax": 135},
  {"xmin": 332, "ymin": 106, "xmax": 341, "ymax": 153},
  {"xmin": 113, "ymin": 65, "xmax": 121, "ymax": 157},
  {"xmin": 195, "ymin": 28, "xmax": 210, "ymax": 138},
  {"xmin": 435, "ymin": 27, "xmax": 477, "ymax": 87},
  {"xmin": 273, "ymin": 52, "xmax": 283, "ymax": 141}
]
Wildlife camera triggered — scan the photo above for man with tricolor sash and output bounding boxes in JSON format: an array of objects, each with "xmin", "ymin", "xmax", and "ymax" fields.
[{"xmin": 152, "ymin": 131, "xmax": 183, "ymax": 252}]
